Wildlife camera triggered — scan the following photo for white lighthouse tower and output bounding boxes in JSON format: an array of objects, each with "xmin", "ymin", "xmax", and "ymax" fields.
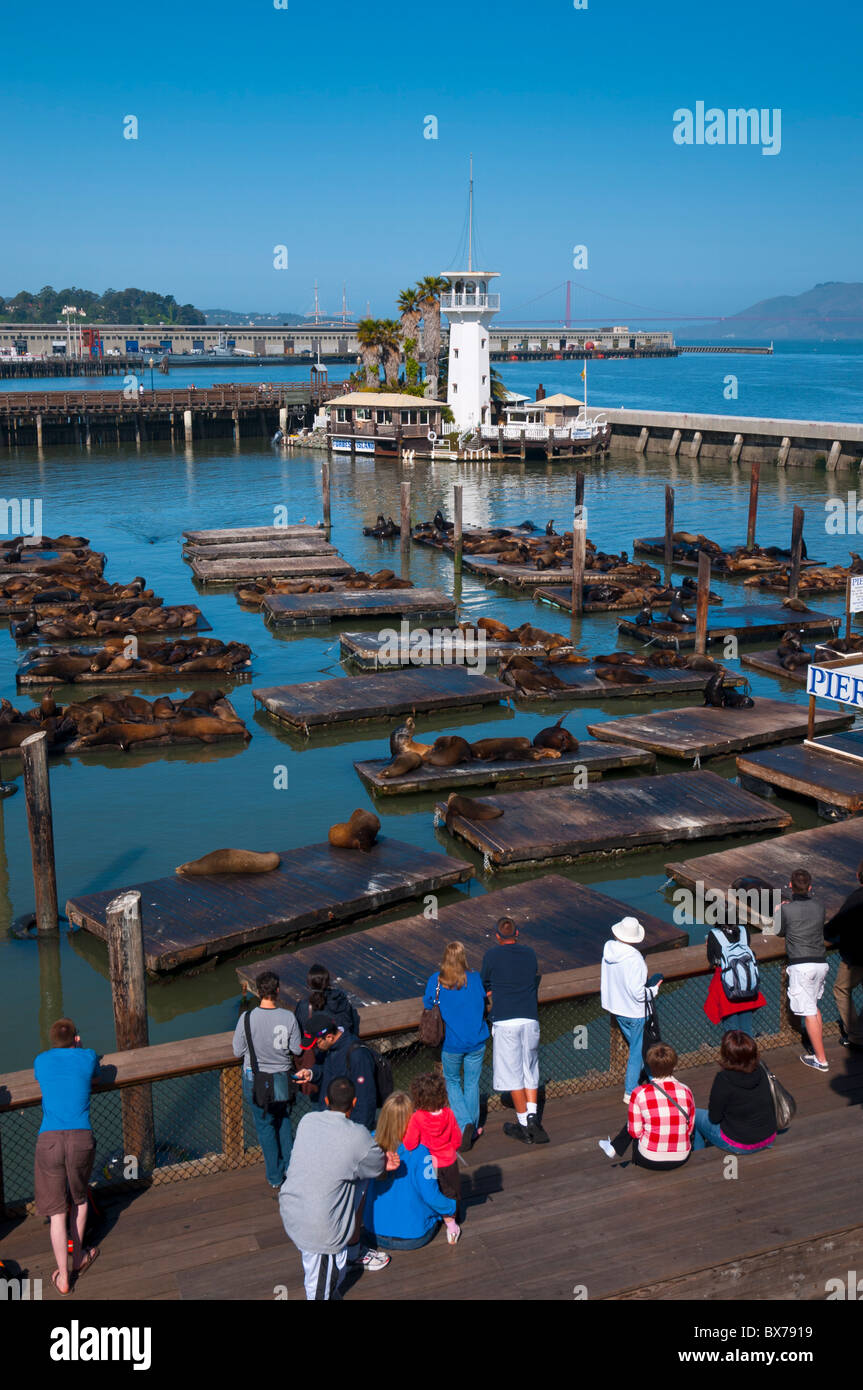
[{"xmin": 440, "ymin": 161, "xmax": 500, "ymax": 433}]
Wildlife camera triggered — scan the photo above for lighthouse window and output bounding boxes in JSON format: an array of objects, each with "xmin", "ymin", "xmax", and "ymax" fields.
[
  {"xmin": 454, "ymin": 348, "xmax": 459, "ymax": 358},
  {"xmin": 482, "ymin": 375, "xmax": 487, "ymax": 385},
  {"xmin": 481, "ymin": 339, "xmax": 486, "ymax": 348}
]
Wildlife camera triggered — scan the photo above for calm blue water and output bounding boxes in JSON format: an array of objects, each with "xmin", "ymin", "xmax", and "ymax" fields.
[{"xmin": 3, "ymin": 341, "xmax": 862, "ymax": 423}]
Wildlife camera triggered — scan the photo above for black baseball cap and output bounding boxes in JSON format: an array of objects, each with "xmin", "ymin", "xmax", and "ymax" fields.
[{"xmin": 301, "ymin": 1012, "xmax": 339, "ymax": 1050}]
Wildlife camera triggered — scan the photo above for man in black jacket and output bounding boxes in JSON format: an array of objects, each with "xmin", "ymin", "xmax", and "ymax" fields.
[
  {"xmin": 825, "ymin": 861, "xmax": 863, "ymax": 1047},
  {"xmin": 294, "ymin": 1013, "xmax": 378, "ymax": 1130}
]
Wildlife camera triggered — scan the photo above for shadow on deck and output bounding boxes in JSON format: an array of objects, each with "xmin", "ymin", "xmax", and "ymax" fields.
[{"xmin": 3, "ymin": 1042, "xmax": 861, "ymax": 1302}]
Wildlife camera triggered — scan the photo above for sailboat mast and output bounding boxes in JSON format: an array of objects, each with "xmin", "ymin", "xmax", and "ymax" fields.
[{"xmin": 468, "ymin": 154, "xmax": 473, "ymax": 273}]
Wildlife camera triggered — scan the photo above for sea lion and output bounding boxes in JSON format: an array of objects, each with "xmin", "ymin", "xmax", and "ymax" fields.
[
  {"xmin": 703, "ymin": 671, "xmax": 727, "ymax": 707},
  {"xmin": 470, "ymin": 736, "xmax": 558, "ymax": 761},
  {"xmin": 380, "ymin": 749, "xmax": 424, "ymax": 778},
  {"xmin": 444, "ymin": 792, "xmax": 505, "ymax": 831},
  {"xmin": 595, "ymin": 665, "xmax": 651, "ymax": 685},
  {"xmin": 26, "ymin": 654, "xmax": 92, "ymax": 681},
  {"xmin": 514, "ymin": 623, "xmax": 570, "ymax": 651},
  {"xmin": 477, "ymin": 618, "xmax": 518, "ymax": 643},
  {"xmin": 176, "ymin": 848, "xmax": 281, "ymax": 875},
  {"xmin": 782, "ymin": 597, "xmax": 811, "ymax": 612},
  {"xmin": 533, "ymin": 714, "xmax": 578, "ymax": 753},
  {"xmin": 667, "ymin": 591, "xmax": 696, "ymax": 625},
  {"xmin": 328, "ymin": 808, "xmax": 381, "ymax": 852},
  {"xmin": 731, "ymin": 875, "xmax": 781, "ymax": 897},
  {"xmin": 151, "ymin": 697, "xmax": 176, "ymax": 718},
  {"xmin": 40, "ymin": 690, "xmax": 58, "ymax": 718},
  {"xmin": 77, "ymin": 720, "xmax": 174, "ymax": 751},
  {"xmin": 169, "ymin": 716, "xmax": 249, "ymax": 743},
  {"xmin": 634, "ymin": 606, "xmax": 653, "ymax": 628},
  {"xmin": 722, "ymin": 686, "xmax": 755, "ymax": 709},
  {"xmin": 389, "ymin": 716, "xmax": 432, "ymax": 757},
  {"xmin": 684, "ymin": 654, "xmax": 721, "ymax": 671},
  {"xmin": 423, "ymin": 736, "xmax": 474, "ymax": 768}
]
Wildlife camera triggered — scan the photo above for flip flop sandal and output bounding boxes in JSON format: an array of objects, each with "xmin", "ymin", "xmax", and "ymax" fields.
[
  {"xmin": 52, "ymin": 1269, "xmax": 74, "ymax": 1297},
  {"xmin": 74, "ymin": 1247, "xmax": 100, "ymax": 1280}
]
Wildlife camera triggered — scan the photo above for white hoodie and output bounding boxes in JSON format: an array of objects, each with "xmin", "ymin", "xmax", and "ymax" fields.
[{"xmin": 600, "ymin": 939, "xmax": 658, "ymax": 1019}]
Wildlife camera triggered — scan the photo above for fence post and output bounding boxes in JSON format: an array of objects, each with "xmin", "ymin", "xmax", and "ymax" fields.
[
  {"xmin": 219, "ymin": 1066, "xmax": 245, "ymax": 1168},
  {"xmin": 106, "ymin": 891, "xmax": 155, "ymax": 1178},
  {"xmin": 400, "ymin": 480, "xmax": 411, "ymax": 579},
  {"xmin": 21, "ymin": 732, "xmax": 58, "ymax": 933},
  {"xmin": 694, "ymin": 551, "xmax": 711, "ymax": 656}
]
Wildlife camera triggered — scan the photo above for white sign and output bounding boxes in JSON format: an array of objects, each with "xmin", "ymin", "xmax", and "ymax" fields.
[
  {"xmin": 807, "ymin": 661, "xmax": 863, "ymax": 709},
  {"xmin": 850, "ymin": 574, "xmax": 863, "ymax": 613},
  {"xmin": 355, "ymin": 439, "xmax": 375, "ymax": 453},
  {"xmin": 332, "ymin": 438, "xmax": 351, "ymax": 451}
]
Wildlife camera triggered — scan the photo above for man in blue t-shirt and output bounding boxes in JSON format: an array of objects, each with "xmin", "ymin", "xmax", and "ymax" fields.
[
  {"xmin": 33, "ymin": 1018, "xmax": 100, "ymax": 1295},
  {"xmin": 481, "ymin": 916, "xmax": 547, "ymax": 1146}
]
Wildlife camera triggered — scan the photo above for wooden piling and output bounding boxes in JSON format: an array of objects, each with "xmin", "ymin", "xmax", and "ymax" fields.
[
  {"xmin": 664, "ymin": 485, "xmax": 674, "ymax": 583},
  {"xmin": 106, "ymin": 890, "xmax": 155, "ymax": 1176},
  {"xmin": 845, "ymin": 575, "xmax": 853, "ymax": 641},
  {"xmin": 321, "ymin": 459, "xmax": 331, "ymax": 533},
  {"xmin": 746, "ymin": 462, "xmax": 760, "ymax": 551},
  {"xmin": 788, "ymin": 506, "xmax": 804, "ymax": 600},
  {"xmin": 570, "ymin": 506, "xmax": 587, "ymax": 619},
  {"xmin": 453, "ymin": 484, "xmax": 463, "ymax": 572},
  {"xmin": 694, "ymin": 551, "xmax": 711, "ymax": 656},
  {"xmin": 400, "ymin": 479, "xmax": 411, "ymax": 578},
  {"xmin": 21, "ymin": 731, "xmax": 58, "ymax": 933},
  {"xmin": 575, "ymin": 471, "xmax": 585, "ymax": 513}
]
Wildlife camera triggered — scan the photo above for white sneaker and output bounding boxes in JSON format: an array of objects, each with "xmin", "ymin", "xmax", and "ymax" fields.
[
  {"xmin": 360, "ymin": 1248, "xmax": 391, "ymax": 1271},
  {"xmin": 598, "ymin": 1138, "xmax": 616, "ymax": 1158},
  {"xmin": 799, "ymin": 1053, "xmax": 829, "ymax": 1072}
]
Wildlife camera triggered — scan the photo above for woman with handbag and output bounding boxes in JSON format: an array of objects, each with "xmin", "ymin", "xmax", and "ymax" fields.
[
  {"xmin": 598, "ymin": 1043, "xmax": 695, "ymax": 1170},
  {"xmin": 691, "ymin": 1030, "xmax": 779, "ymax": 1154},
  {"xmin": 422, "ymin": 942, "xmax": 489, "ymax": 1152}
]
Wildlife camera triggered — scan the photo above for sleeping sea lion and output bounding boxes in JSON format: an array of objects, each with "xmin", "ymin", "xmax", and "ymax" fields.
[
  {"xmin": 380, "ymin": 749, "xmax": 424, "ymax": 778},
  {"xmin": 477, "ymin": 618, "xmax": 519, "ymax": 643},
  {"xmin": 176, "ymin": 848, "xmax": 281, "ymax": 875},
  {"xmin": 328, "ymin": 808, "xmax": 381, "ymax": 852},
  {"xmin": 782, "ymin": 597, "xmax": 811, "ymax": 612},
  {"xmin": 443, "ymin": 792, "xmax": 505, "ymax": 831},
  {"xmin": 595, "ymin": 665, "xmax": 651, "ymax": 685},
  {"xmin": 169, "ymin": 716, "xmax": 249, "ymax": 743},
  {"xmin": 533, "ymin": 714, "xmax": 578, "ymax": 753},
  {"xmin": 26, "ymin": 654, "xmax": 92, "ymax": 681},
  {"xmin": 470, "ymin": 736, "xmax": 559, "ymax": 761},
  {"xmin": 423, "ymin": 736, "xmax": 474, "ymax": 768}
]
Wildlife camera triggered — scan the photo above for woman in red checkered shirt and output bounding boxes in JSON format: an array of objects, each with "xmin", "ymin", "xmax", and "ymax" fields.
[{"xmin": 598, "ymin": 1043, "xmax": 695, "ymax": 1170}]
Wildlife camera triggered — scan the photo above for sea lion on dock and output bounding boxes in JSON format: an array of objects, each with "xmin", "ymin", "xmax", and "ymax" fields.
[
  {"xmin": 328, "ymin": 808, "xmax": 381, "ymax": 852},
  {"xmin": 703, "ymin": 671, "xmax": 727, "ymax": 707},
  {"xmin": 514, "ymin": 623, "xmax": 570, "ymax": 651},
  {"xmin": 389, "ymin": 716, "xmax": 432, "ymax": 757},
  {"xmin": 77, "ymin": 720, "xmax": 174, "ymax": 751},
  {"xmin": 683, "ymin": 654, "xmax": 720, "ymax": 671},
  {"xmin": 176, "ymin": 848, "xmax": 281, "ymax": 876},
  {"xmin": 477, "ymin": 618, "xmax": 519, "ymax": 643},
  {"xmin": 595, "ymin": 664, "xmax": 651, "ymax": 685},
  {"xmin": 380, "ymin": 749, "xmax": 424, "ymax": 778},
  {"xmin": 722, "ymin": 685, "xmax": 755, "ymax": 709},
  {"xmin": 667, "ymin": 591, "xmax": 696, "ymax": 625},
  {"xmin": 424, "ymin": 735, "xmax": 474, "ymax": 768},
  {"xmin": 169, "ymin": 715, "xmax": 250, "ymax": 743},
  {"xmin": 470, "ymin": 736, "xmax": 559, "ymax": 761},
  {"xmin": 444, "ymin": 792, "xmax": 505, "ymax": 831},
  {"xmin": 533, "ymin": 714, "xmax": 578, "ymax": 753},
  {"xmin": 25, "ymin": 653, "xmax": 92, "ymax": 681},
  {"xmin": 782, "ymin": 597, "xmax": 811, "ymax": 612}
]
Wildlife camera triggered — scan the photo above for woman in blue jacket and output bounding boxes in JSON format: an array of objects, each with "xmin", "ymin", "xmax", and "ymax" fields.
[
  {"xmin": 363, "ymin": 1093, "xmax": 456, "ymax": 1251},
  {"xmin": 423, "ymin": 941, "xmax": 489, "ymax": 1150}
]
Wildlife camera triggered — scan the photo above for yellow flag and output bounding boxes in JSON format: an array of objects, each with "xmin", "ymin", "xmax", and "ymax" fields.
[{"xmin": 580, "ymin": 368, "xmax": 586, "ymax": 380}]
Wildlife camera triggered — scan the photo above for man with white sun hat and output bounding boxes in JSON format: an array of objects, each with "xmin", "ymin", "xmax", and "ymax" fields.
[{"xmin": 600, "ymin": 916, "xmax": 663, "ymax": 1103}]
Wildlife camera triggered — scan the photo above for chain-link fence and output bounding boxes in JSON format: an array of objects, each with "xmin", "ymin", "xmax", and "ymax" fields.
[{"xmin": 0, "ymin": 954, "xmax": 848, "ymax": 1214}]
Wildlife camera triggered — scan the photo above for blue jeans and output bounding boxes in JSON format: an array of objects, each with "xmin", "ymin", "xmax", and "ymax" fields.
[
  {"xmin": 366, "ymin": 1224, "xmax": 440, "ymax": 1251},
  {"xmin": 616, "ymin": 1015, "xmax": 645, "ymax": 1096},
  {"xmin": 441, "ymin": 1045, "xmax": 486, "ymax": 1132},
  {"xmin": 243, "ymin": 1069, "xmax": 294, "ymax": 1187},
  {"xmin": 691, "ymin": 1108, "xmax": 775, "ymax": 1153},
  {"xmin": 718, "ymin": 1010, "xmax": 755, "ymax": 1037}
]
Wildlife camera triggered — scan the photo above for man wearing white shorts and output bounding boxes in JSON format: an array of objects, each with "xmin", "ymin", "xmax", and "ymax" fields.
[
  {"xmin": 772, "ymin": 868, "xmax": 830, "ymax": 1072},
  {"xmin": 481, "ymin": 917, "xmax": 546, "ymax": 1145}
]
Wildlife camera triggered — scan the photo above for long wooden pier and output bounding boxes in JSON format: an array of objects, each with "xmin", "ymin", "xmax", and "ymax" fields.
[
  {"xmin": 339, "ymin": 630, "xmax": 575, "ymax": 671},
  {"xmin": 261, "ymin": 589, "xmax": 457, "ymax": 629},
  {"xmin": 588, "ymin": 699, "xmax": 854, "ymax": 761},
  {"xmin": 435, "ymin": 770, "xmax": 791, "ymax": 870},
  {"xmin": 65, "ymin": 840, "xmax": 473, "ymax": 973},
  {"xmin": 354, "ymin": 741, "xmax": 655, "ymax": 796},
  {"xmin": 537, "ymin": 584, "xmax": 722, "ymax": 615},
  {"xmin": 253, "ymin": 667, "xmax": 507, "ymax": 731},
  {"xmin": 618, "ymin": 603, "xmax": 838, "ymax": 650},
  {"xmin": 236, "ymin": 876, "xmax": 687, "ymax": 1005},
  {"xmin": 190, "ymin": 554, "xmax": 353, "ymax": 584}
]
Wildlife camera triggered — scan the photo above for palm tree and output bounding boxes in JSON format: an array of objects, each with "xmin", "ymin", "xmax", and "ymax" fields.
[
  {"xmin": 397, "ymin": 287, "xmax": 423, "ymax": 343},
  {"xmin": 378, "ymin": 319, "xmax": 403, "ymax": 388},
  {"xmin": 416, "ymin": 275, "xmax": 449, "ymax": 398},
  {"xmin": 356, "ymin": 318, "xmax": 383, "ymax": 388}
]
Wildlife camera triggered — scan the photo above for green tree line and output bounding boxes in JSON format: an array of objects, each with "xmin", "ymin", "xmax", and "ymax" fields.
[{"xmin": 0, "ymin": 286, "xmax": 204, "ymax": 324}]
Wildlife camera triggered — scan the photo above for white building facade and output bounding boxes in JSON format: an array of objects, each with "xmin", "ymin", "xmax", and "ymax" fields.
[{"xmin": 439, "ymin": 271, "xmax": 500, "ymax": 432}]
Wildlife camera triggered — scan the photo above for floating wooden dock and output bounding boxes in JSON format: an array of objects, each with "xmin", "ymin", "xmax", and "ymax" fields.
[
  {"xmin": 736, "ymin": 743, "xmax": 863, "ymax": 814},
  {"xmin": 460, "ymin": 555, "xmax": 576, "ymax": 586},
  {"xmin": 354, "ymin": 741, "xmax": 655, "ymax": 796},
  {"xmin": 12, "ymin": 608, "xmax": 212, "ymax": 644},
  {"xmin": 338, "ymin": 629, "xmax": 574, "ymax": 671},
  {"xmin": 618, "ymin": 603, "xmax": 838, "ymax": 649},
  {"xmin": 510, "ymin": 663, "xmax": 731, "ymax": 702},
  {"xmin": 805, "ymin": 729, "xmax": 863, "ymax": 764},
  {"xmin": 184, "ymin": 539, "xmax": 337, "ymax": 561},
  {"xmin": 16, "ymin": 645, "xmax": 252, "ymax": 688},
  {"xmin": 588, "ymin": 698, "xmax": 854, "ymax": 762},
  {"xmin": 236, "ymin": 876, "xmax": 688, "ymax": 1006},
  {"xmin": 434, "ymin": 770, "xmax": 791, "ymax": 870},
  {"xmin": 183, "ymin": 524, "xmax": 326, "ymax": 545},
  {"xmin": 189, "ymin": 554, "xmax": 353, "ymax": 584},
  {"xmin": 666, "ymin": 818, "xmax": 863, "ymax": 925},
  {"xmin": 633, "ymin": 537, "xmax": 822, "ymax": 574},
  {"xmin": 65, "ymin": 839, "xmax": 473, "ymax": 973},
  {"xmin": 262, "ymin": 589, "xmax": 457, "ymax": 629},
  {"xmin": 253, "ymin": 666, "xmax": 507, "ymax": 731},
  {"xmin": 537, "ymin": 585, "xmax": 722, "ymax": 615},
  {"xmin": 740, "ymin": 648, "xmax": 809, "ymax": 683}
]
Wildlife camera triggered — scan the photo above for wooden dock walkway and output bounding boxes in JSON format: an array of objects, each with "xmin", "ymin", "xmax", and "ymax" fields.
[
  {"xmin": 355, "ymin": 741, "xmax": 655, "ymax": 796},
  {"xmin": 253, "ymin": 667, "xmax": 507, "ymax": 731},
  {"xmin": 435, "ymin": 770, "xmax": 790, "ymax": 870},
  {"xmin": 237, "ymin": 876, "xmax": 687, "ymax": 1004},
  {"xmin": 183, "ymin": 525, "xmax": 327, "ymax": 545},
  {"xmin": 741, "ymin": 648, "xmax": 810, "ymax": 683},
  {"xmin": 538, "ymin": 585, "xmax": 722, "ymax": 615},
  {"xmin": 262, "ymin": 589, "xmax": 457, "ymax": 629},
  {"xmin": 618, "ymin": 603, "xmax": 838, "ymax": 650},
  {"xmin": 184, "ymin": 539, "xmax": 337, "ymax": 561},
  {"xmin": 587, "ymin": 699, "xmax": 854, "ymax": 761},
  {"xmin": 737, "ymin": 743, "xmax": 863, "ymax": 814},
  {"xmin": 64, "ymin": 840, "xmax": 472, "ymax": 973},
  {"xmin": 666, "ymin": 817, "xmax": 863, "ymax": 924},
  {"xmin": 633, "ymin": 537, "xmax": 823, "ymax": 574},
  {"xmin": 514, "ymin": 663, "xmax": 725, "ymax": 702},
  {"xmin": 339, "ymin": 630, "xmax": 574, "ymax": 671},
  {"xmin": 8, "ymin": 1042, "xmax": 860, "ymax": 1302},
  {"xmin": 190, "ymin": 554, "xmax": 353, "ymax": 584}
]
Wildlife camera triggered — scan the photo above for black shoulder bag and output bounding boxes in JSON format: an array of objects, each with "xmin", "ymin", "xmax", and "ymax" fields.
[{"xmin": 244, "ymin": 1009, "xmax": 276, "ymax": 1111}]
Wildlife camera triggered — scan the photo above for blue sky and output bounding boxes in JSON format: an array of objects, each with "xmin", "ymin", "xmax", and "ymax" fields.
[{"xmin": 2, "ymin": 0, "xmax": 860, "ymax": 323}]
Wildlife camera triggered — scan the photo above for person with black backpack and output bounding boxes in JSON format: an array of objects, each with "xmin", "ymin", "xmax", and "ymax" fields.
[
  {"xmin": 294, "ymin": 1012, "xmax": 388, "ymax": 1131},
  {"xmin": 704, "ymin": 921, "xmax": 766, "ymax": 1038}
]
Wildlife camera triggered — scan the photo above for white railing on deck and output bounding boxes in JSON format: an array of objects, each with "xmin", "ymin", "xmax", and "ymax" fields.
[{"xmin": 440, "ymin": 293, "xmax": 500, "ymax": 312}]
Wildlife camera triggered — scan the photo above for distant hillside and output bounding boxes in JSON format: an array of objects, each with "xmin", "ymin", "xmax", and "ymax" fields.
[
  {"xmin": 0, "ymin": 286, "xmax": 204, "ymax": 325},
  {"xmin": 203, "ymin": 309, "xmax": 307, "ymax": 326},
  {"xmin": 720, "ymin": 282, "xmax": 863, "ymax": 340}
]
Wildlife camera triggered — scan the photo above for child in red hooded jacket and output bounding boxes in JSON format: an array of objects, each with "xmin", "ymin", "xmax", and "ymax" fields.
[{"xmin": 403, "ymin": 1071, "xmax": 462, "ymax": 1243}]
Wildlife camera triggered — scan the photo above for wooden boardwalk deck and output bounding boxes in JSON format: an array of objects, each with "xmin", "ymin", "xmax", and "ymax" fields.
[
  {"xmin": 806, "ymin": 729, "xmax": 863, "ymax": 763},
  {"xmin": 183, "ymin": 525, "xmax": 327, "ymax": 545},
  {"xmin": 65, "ymin": 841, "xmax": 472, "ymax": 973},
  {"xmin": 737, "ymin": 744, "xmax": 863, "ymax": 814},
  {"xmin": 7, "ymin": 1043, "xmax": 861, "ymax": 1302},
  {"xmin": 588, "ymin": 699, "xmax": 854, "ymax": 761},
  {"xmin": 461, "ymin": 555, "xmax": 577, "ymax": 585},
  {"xmin": 538, "ymin": 585, "xmax": 722, "ymax": 615},
  {"xmin": 633, "ymin": 537, "xmax": 823, "ymax": 573},
  {"xmin": 339, "ymin": 630, "xmax": 574, "ymax": 671},
  {"xmin": 237, "ymin": 876, "xmax": 687, "ymax": 1003},
  {"xmin": 263, "ymin": 589, "xmax": 457, "ymax": 629},
  {"xmin": 515, "ymin": 663, "xmax": 723, "ymax": 702},
  {"xmin": 618, "ymin": 603, "xmax": 838, "ymax": 650},
  {"xmin": 184, "ymin": 539, "xmax": 337, "ymax": 560},
  {"xmin": 355, "ymin": 741, "xmax": 655, "ymax": 796},
  {"xmin": 253, "ymin": 667, "xmax": 507, "ymax": 731},
  {"xmin": 741, "ymin": 648, "xmax": 810, "ymax": 683},
  {"xmin": 435, "ymin": 770, "xmax": 791, "ymax": 870},
  {"xmin": 666, "ymin": 817, "xmax": 863, "ymax": 924},
  {"xmin": 190, "ymin": 554, "xmax": 353, "ymax": 583}
]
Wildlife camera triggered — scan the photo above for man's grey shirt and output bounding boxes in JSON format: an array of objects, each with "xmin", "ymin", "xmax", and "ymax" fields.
[
  {"xmin": 280, "ymin": 1110, "xmax": 385, "ymax": 1255},
  {"xmin": 231, "ymin": 1006, "xmax": 301, "ymax": 1072}
]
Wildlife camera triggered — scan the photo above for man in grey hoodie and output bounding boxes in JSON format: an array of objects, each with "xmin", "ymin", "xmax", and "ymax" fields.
[{"xmin": 280, "ymin": 1076, "xmax": 388, "ymax": 1300}]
